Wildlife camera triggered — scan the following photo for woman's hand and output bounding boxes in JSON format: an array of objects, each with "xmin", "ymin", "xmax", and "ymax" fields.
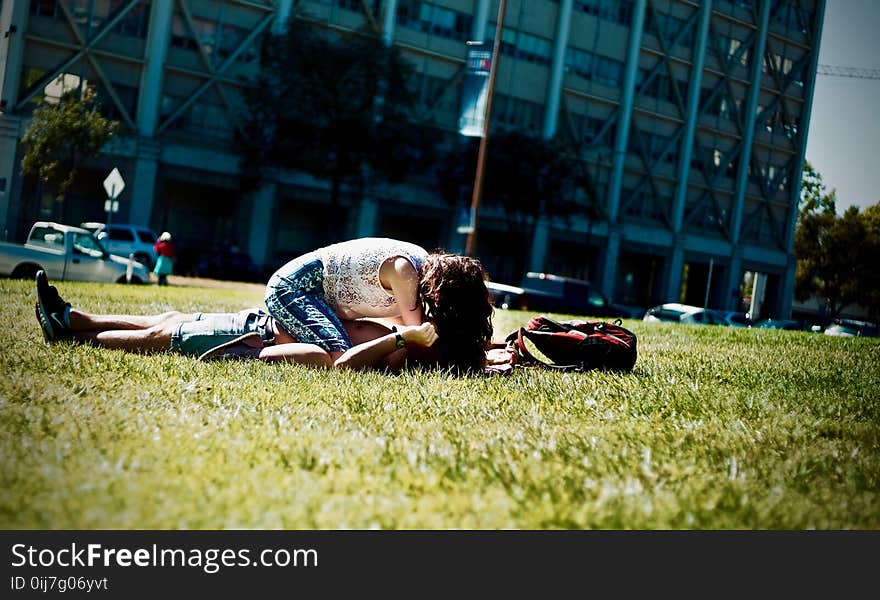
[{"xmin": 399, "ymin": 322, "xmax": 438, "ymax": 347}]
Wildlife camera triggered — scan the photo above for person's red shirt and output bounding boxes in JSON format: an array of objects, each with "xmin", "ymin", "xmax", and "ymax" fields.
[{"xmin": 154, "ymin": 240, "xmax": 175, "ymax": 257}]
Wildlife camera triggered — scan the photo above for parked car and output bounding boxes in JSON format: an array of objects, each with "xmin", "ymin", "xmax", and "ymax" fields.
[
  {"xmin": 487, "ymin": 272, "xmax": 645, "ymax": 319},
  {"xmin": 485, "ymin": 281, "xmax": 528, "ymax": 310},
  {"xmin": 643, "ymin": 303, "xmax": 726, "ymax": 326},
  {"xmin": 80, "ymin": 222, "xmax": 159, "ymax": 268},
  {"xmin": 823, "ymin": 319, "xmax": 880, "ymax": 338},
  {"xmin": 0, "ymin": 221, "xmax": 149, "ymax": 283},
  {"xmin": 717, "ymin": 310, "xmax": 753, "ymax": 328},
  {"xmin": 756, "ymin": 318, "xmax": 803, "ymax": 331}
]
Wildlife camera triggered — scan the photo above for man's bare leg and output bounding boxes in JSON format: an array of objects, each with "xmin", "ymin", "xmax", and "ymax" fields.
[
  {"xmin": 258, "ymin": 343, "xmax": 334, "ymax": 368},
  {"xmin": 68, "ymin": 310, "xmax": 197, "ymax": 332},
  {"xmin": 74, "ymin": 322, "xmax": 179, "ymax": 353}
]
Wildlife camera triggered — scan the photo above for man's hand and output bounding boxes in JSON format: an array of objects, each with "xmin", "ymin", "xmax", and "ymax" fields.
[
  {"xmin": 486, "ymin": 346, "xmax": 518, "ymax": 365},
  {"xmin": 399, "ymin": 322, "xmax": 438, "ymax": 347}
]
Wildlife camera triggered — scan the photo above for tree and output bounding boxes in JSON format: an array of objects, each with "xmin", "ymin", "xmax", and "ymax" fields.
[
  {"xmin": 859, "ymin": 203, "xmax": 880, "ymax": 321},
  {"xmin": 793, "ymin": 162, "xmax": 875, "ymax": 322},
  {"xmin": 241, "ymin": 16, "xmax": 438, "ymax": 239},
  {"xmin": 439, "ymin": 129, "xmax": 584, "ymax": 276},
  {"xmin": 21, "ymin": 87, "xmax": 119, "ymax": 204}
]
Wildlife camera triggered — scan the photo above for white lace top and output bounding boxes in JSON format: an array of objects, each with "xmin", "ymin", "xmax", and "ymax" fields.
[{"xmin": 313, "ymin": 238, "xmax": 428, "ymax": 318}]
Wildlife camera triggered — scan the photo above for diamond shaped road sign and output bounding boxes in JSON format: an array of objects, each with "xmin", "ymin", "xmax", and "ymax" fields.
[{"xmin": 103, "ymin": 167, "xmax": 125, "ymax": 200}]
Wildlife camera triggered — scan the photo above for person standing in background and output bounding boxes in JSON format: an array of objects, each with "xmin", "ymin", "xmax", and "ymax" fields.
[{"xmin": 153, "ymin": 232, "xmax": 175, "ymax": 286}]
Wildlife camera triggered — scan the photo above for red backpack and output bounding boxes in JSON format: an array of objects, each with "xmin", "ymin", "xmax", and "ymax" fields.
[{"xmin": 504, "ymin": 315, "xmax": 638, "ymax": 372}]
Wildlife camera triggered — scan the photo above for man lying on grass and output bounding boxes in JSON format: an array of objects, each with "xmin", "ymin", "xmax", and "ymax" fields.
[{"xmin": 33, "ymin": 271, "xmax": 515, "ymax": 373}]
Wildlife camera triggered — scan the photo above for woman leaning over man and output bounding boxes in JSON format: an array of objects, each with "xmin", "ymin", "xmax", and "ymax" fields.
[{"xmin": 263, "ymin": 237, "xmax": 494, "ymax": 373}]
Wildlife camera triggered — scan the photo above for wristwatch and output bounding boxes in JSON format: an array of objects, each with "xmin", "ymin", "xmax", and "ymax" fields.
[{"xmin": 391, "ymin": 326, "xmax": 406, "ymax": 349}]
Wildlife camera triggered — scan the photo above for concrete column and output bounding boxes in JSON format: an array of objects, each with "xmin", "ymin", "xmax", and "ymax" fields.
[
  {"xmin": 273, "ymin": 0, "xmax": 295, "ymax": 34},
  {"xmin": 471, "ymin": 0, "xmax": 491, "ymax": 42},
  {"xmin": 356, "ymin": 197, "xmax": 379, "ymax": 237},
  {"xmin": 665, "ymin": 244, "xmax": 685, "ymax": 303},
  {"xmin": 381, "ymin": 0, "xmax": 398, "ymax": 46},
  {"xmin": 671, "ymin": 0, "xmax": 712, "ymax": 232},
  {"xmin": 599, "ymin": 231, "xmax": 621, "ymax": 299},
  {"xmin": 0, "ymin": 1, "xmax": 28, "ymax": 239},
  {"xmin": 0, "ymin": 0, "xmax": 28, "ymax": 112},
  {"xmin": 778, "ymin": 256, "xmax": 797, "ymax": 318},
  {"xmin": 128, "ymin": 139, "xmax": 160, "ymax": 226},
  {"xmin": 0, "ymin": 116, "xmax": 22, "ymax": 238},
  {"xmin": 247, "ymin": 180, "xmax": 277, "ymax": 269},
  {"xmin": 136, "ymin": 0, "xmax": 173, "ymax": 138},
  {"xmin": 729, "ymin": 0, "xmax": 772, "ymax": 247},
  {"xmin": 606, "ymin": 0, "xmax": 647, "ymax": 224},
  {"xmin": 528, "ymin": 216, "xmax": 550, "ymax": 272},
  {"xmin": 542, "ymin": 0, "xmax": 572, "ymax": 141},
  {"xmin": 784, "ymin": 0, "xmax": 826, "ymax": 252}
]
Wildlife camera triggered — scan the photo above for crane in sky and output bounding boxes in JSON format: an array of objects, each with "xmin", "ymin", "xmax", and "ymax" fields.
[{"xmin": 816, "ymin": 64, "xmax": 880, "ymax": 80}]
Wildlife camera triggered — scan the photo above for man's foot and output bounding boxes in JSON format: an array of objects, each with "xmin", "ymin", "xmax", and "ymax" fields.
[
  {"xmin": 35, "ymin": 270, "xmax": 71, "ymax": 342},
  {"xmin": 198, "ymin": 332, "xmax": 264, "ymax": 362},
  {"xmin": 35, "ymin": 301, "xmax": 53, "ymax": 342}
]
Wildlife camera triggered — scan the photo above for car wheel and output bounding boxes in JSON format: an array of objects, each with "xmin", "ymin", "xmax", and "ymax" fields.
[
  {"xmin": 11, "ymin": 263, "xmax": 41, "ymax": 279},
  {"xmin": 116, "ymin": 275, "xmax": 144, "ymax": 284}
]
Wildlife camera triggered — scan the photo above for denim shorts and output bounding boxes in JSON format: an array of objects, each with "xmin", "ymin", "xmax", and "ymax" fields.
[
  {"xmin": 171, "ymin": 309, "xmax": 274, "ymax": 357},
  {"xmin": 264, "ymin": 256, "xmax": 352, "ymax": 352}
]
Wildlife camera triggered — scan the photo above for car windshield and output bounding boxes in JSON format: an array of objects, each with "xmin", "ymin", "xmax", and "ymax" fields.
[
  {"xmin": 136, "ymin": 230, "xmax": 156, "ymax": 243},
  {"xmin": 107, "ymin": 227, "xmax": 135, "ymax": 241},
  {"xmin": 650, "ymin": 308, "xmax": 685, "ymax": 321},
  {"xmin": 72, "ymin": 232, "xmax": 106, "ymax": 258},
  {"xmin": 28, "ymin": 226, "xmax": 65, "ymax": 250}
]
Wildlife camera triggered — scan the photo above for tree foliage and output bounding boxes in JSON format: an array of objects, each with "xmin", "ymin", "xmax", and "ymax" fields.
[
  {"xmin": 439, "ymin": 129, "xmax": 585, "ymax": 273},
  {"xmin": 794, "ymin": 161, "xmax": 880, "ymax": 322},
  {"xmin": 859, "ymin": 204, "xmax": 880, "ymax": 320},
  {"xmin": 21, "ymin": 87, "xmax": 119, "ymax": 200},
  {"xmin": 241, "ymin": 15, "xmax": 438, "ymax": 237}
]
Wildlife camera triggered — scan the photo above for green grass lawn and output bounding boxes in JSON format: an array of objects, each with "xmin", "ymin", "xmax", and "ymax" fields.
[{"xmin": 1, "ymin": 277, "xmax": 878, "ymax": 529}]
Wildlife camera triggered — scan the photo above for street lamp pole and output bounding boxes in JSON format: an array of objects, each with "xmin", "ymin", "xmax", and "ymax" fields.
[{"xmin": 464, "ymin": 0, "xmax": 507, "ymax": 257}]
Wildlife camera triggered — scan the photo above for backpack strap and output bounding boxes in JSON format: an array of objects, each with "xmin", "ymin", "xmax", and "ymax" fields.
[{"xmin": 507, "ymin": 327, "xmax": 580, "ymax": 370}]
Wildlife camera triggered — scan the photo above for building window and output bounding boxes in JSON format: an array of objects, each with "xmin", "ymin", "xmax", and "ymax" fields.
[
  {"xmin": 29, "ymin": 0, "xmax": 149, "ymax": 38},
  {"xmin": 327, "ymin": 0, "xmax": 381, "ymax": 13},
  {"xmin": 95, "ymin": 81, "xmax": 139, "ymax": 122},
  {"xmin": 629, "ymin": 130, "xmax": 678, "ymax": 165},
  {"xmin": 485, "ymin": 26, "xmax": 552, "ymax": 65},
  {"xmin": 772, "ymin": 1, "xmax": 811, "ymax": 38},
  {"xmin": 571, "ymin": 0, "xmax": 633, "ymax": 25},
  {"xmin": 723, "ymin": 37, "xmax": 751, "ymax": 69},
  {"xmin": 492, "ymin": 93, "xmax": 542, "ymax": 133},
  {"xmin": 699, "ymin": 87, "xmax": 740, "ymax": 125},
  {"xmin": 645, "ymin": 10, "xmax": 694, "ymax": 48},
  {"xmin": 637, "ymin": 68, "xmax": 688, "ymax": 105},
  {"xmin": 30, "ymin": 0, "xmax": 60, "ymax": 18},
  {"xmin": 565, "ymin": 48, "xmax": 623, "ymax": 87},
  {"xmin": 397, "ymin": 1, "xmax": 472, "ymax": 41}
]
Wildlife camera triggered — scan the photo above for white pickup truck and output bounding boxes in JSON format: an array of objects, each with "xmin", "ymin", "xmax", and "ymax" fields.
[{"xmin": 0, "ymin": 221, "xmax": 150, "ymax": 283}]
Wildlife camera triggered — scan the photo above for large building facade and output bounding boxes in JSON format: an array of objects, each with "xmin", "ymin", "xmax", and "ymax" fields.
[{"xmin": 0, "ymin": 0, "xmax": 824, "ymax": 319}]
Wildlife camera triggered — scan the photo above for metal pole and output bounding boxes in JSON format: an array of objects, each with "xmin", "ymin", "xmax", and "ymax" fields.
[
  {"xmin": 703, "ymin": 258, "xmax": 714, "ymax": 309},
  {"xmin": 464, "ymin": 0, "xmax": 507, "ymax": 257}
]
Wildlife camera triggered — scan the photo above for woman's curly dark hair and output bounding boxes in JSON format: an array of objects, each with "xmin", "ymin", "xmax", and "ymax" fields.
[{"xmin": 418, "ymin": 251, "xmax": 493, "ymax": 374}]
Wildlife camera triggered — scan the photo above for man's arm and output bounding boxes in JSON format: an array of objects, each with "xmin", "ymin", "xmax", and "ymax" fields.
[
  {"xmin": 256, "ymin": 323, "xmax": 438, "ymax": 371},
  {"xmin": 333, "ymin": 323, "xmax": 438, "ymax": 371}
]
